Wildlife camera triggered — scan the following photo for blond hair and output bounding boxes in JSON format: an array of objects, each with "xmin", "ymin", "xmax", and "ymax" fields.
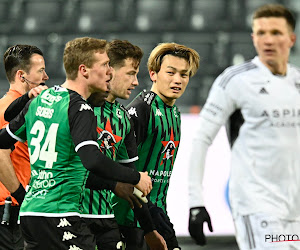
[{"xmin": 147, "ymin": 42, "xmax": 200, "ymax": 77}]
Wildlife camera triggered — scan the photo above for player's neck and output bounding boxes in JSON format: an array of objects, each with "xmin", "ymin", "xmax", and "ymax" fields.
[
  {"xmin": 106, "ymin": 94, "xmax": 116, "ymax": 103},
  {"xmin": 62, "ymin": 80, "xmax": 90, "ymax": 100}
]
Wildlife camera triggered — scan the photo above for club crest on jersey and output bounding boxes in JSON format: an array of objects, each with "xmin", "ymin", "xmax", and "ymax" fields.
[
  {"xmin": 128, "ymin": 107, "xmax": 138, "ymax": 117},
  {"xmin": 97, "ymin": 119, "xmax": 122, "ymax": 157},
  {"xmin": 160, "ymin": 129, "xmax": 179, "ymax": 165}
]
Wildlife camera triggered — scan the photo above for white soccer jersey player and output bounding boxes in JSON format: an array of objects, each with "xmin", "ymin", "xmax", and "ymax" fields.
[{"xmin": 189, "ymin": 56, "xmax": 300, "ymax": 221}]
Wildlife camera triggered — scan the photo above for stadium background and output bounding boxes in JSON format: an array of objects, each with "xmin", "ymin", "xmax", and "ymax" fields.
[{"xmin": 0, "ymin": 0, "xmax": 299, "ymax": 249}]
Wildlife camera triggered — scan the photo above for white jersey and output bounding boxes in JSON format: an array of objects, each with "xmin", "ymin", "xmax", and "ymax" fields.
[{"xmin": 189, "ymin": 56, "xmax": 300, "ymax": 220}]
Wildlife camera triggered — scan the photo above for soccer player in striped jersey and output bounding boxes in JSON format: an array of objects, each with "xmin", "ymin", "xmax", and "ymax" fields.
[
  {"xmin": 82, "ymin": 39, "xmax": 166, "ymax": 250},
  {"xmin": 188, "ymin": 4, "xmax": 300, "ymax": 250},
  {"xmin": 113, "ymin": 43, "xmax": 200, "ymax": 249},
  {"xmin": 0, "ymin": 37, "xmax": 152, "ymax": 249}
]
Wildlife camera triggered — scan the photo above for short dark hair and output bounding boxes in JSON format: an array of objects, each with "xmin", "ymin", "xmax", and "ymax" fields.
[
  {"xmin": 3, "ymin": 44, "xmax": 43, "ymax": 82},
  {"xmin": 107, "ymin": 40, "xmax": 143, "ymax": 69},
  {"xmin": 253, "ymin": 4, "xmax": 296, "ymax": 31}
]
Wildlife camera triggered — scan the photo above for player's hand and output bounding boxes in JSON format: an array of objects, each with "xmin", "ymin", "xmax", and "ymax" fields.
[
  {"xmin": 113, "ymin": 182, "xmax": 142, "ymax": 209},
  {"xmin": 133, "ymin": 187, "xmax": 148, "ymax": 203},
  {"xmin": 144, "ymin": 230, "xmax": 168, "ymax": 250},
  {"xmin": 136, "ymin": 171, "xmax": 152, "ymax": 196},
  {"xmin": 148, "ymin": 204, "xmax": 175, "ymax": 239},
  {"xmin": 28, "ymin": 85, "xmax": 48, "ymax": 99},
  {"xmin": 189, "ymin": 206, "xmax": 213, "ymax": 245}
]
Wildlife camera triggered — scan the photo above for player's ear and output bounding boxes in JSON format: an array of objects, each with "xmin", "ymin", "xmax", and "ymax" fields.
[{"xmin": 149, "ymin": 70, "xmax": 157, "ymax": 83}]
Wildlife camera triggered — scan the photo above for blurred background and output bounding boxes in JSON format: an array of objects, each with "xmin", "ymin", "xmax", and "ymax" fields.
[
  {"xmin": 1, "ymin": 0, "xmax": 300, "ymax": 112},
  {"xmin": 1, "ymin": 0, "xmax": 300, "ymax": 248}
]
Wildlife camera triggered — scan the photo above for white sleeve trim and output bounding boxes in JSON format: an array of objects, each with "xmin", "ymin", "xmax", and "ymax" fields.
[
  {"xmin": 118, "ymin": 156, "xmax": 139, "ymax": 163},
  {"xmin": 75, "ymin": 140, "xmax": 99, "ymax": 152},
  {"xmin": 6, "ymin": 124, "xmax": 25, "ymax": 143}
]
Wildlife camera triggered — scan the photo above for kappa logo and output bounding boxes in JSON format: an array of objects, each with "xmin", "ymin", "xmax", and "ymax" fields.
[
  {"xmin": 69, "ymin": 245, "xmax": 83, "ymax": 250},
  {"xmin": 57, "ymin": 218, "xmax": 71, "ymax": 228},
  {"xmin": 155, "ymin": 109, "xmax": 163, "ymax": 116},
  {"xmin": 128, "ymin": 107, "xmax": 138, "ymax": 117},
  {"xmin": 79, "ymin": 104, "xmax": 93, "ymax": 112},
  {"xmin": 259, "ymin": 87, "xmax": 268, "ymax": 94},
  {"xmin": 62, "ymin": 231, "xmax": 77, "ymax": 241}
]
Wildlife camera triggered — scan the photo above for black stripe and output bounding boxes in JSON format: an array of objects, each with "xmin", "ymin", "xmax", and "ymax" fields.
[
  {"xmin": 89, "ymin": 190, "xmax": 93, "ymax": 214},
  {"xmin": 142, "ymin": 110, "xmax": 158, "ymax": 172},
  {"xmin": 154, "ymin": 104, "xmax": 170, "ymax": 204}
]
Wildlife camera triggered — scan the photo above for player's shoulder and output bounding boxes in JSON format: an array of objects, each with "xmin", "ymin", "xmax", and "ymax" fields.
[
  {"xmin": 217, "ymin": 60, "xmax": 258, "ymax": 88},
  {"xmin": 127, "ymin": 90, "xmax": 152, "ymax": 110},
  {"xmin": 62, "ymin": 88, "xmax": 93, "ymax": 113},
  {"xmin": 288, "ymin": 63, "xmax": 300, "ymax": 76},
  {"xmin": 126, "ymin": 90, "xmax": 152, "ymax": 119},
  {"xmin": 116, "ymin": 101, "xmax": 131, "ymax": 120}
]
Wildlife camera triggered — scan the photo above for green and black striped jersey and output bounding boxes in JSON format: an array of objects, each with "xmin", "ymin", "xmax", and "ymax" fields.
[
  {"xmin": 113, "ymin": 90, "xmax": 181, "ymax": 227},
  {"xmin": 81, "ymin": 101, "xmax": 137, "ymax": 218},
  {"xmin": 128, "ymin": 90, "xmax": 181, "ymax": 211}
]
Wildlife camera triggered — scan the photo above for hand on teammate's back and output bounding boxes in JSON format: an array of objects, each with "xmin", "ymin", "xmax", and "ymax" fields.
[
  {"xmin": 189, "ymin": 206, "xmax": 213, "ymax": 245},
  {"xmin": 28, "ymin": 85, "xmax": 48, "ymax": 99}
]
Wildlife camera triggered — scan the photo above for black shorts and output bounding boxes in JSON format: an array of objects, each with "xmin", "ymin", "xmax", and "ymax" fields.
[
  {"xmin": 0, "ymin": 205, "xmax": 24, "ymax": 250},
  {"xmin": 84, "ymin": 217, "xmax": 122, "ymax": 250},
  {"xmin": 20, "ymin": 215, "xmax": 95, "ymax": 250}
]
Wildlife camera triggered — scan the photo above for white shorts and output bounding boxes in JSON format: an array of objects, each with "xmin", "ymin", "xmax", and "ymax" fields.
[{"xmin": 234, "ymin": 213, "xmax": 300, "ymax": 250}]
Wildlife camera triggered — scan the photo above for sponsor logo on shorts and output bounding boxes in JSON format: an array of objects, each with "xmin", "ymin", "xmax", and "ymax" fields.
[
  {"xmin": 62, "ymin": 231, "xmax": 77, "ymax": 241},
  {"xmin": 69, "ymin": 245, "xmax": 83, "ymax": 250},
  {"xmin": 57, "ymin": 218, "xmax": 71, "ymax": 228}
]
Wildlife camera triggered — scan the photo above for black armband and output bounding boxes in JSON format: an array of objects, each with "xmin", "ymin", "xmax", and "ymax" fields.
[{"xmin": 85, "ymin": 172, "xmax": 117, "ymax": 191}]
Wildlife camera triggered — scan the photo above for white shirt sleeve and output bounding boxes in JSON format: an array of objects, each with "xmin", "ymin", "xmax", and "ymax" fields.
[
  {"xmin": 188, "ymin": 72, "xmax": 238, "ymax": 208},
  {"xmin": 188, "ymin": 116, "xmax": 221, "ymax": 208}
]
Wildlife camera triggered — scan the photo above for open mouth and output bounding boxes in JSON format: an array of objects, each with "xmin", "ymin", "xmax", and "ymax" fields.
[{"xmin": 171, "ymin": 87, "xmax": 181, "ymax": 91}]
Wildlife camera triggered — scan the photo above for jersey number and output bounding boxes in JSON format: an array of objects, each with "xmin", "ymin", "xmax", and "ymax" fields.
[{"xmin": 29, "ymin": 120, "xmax": 59, "ymax": 169}]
